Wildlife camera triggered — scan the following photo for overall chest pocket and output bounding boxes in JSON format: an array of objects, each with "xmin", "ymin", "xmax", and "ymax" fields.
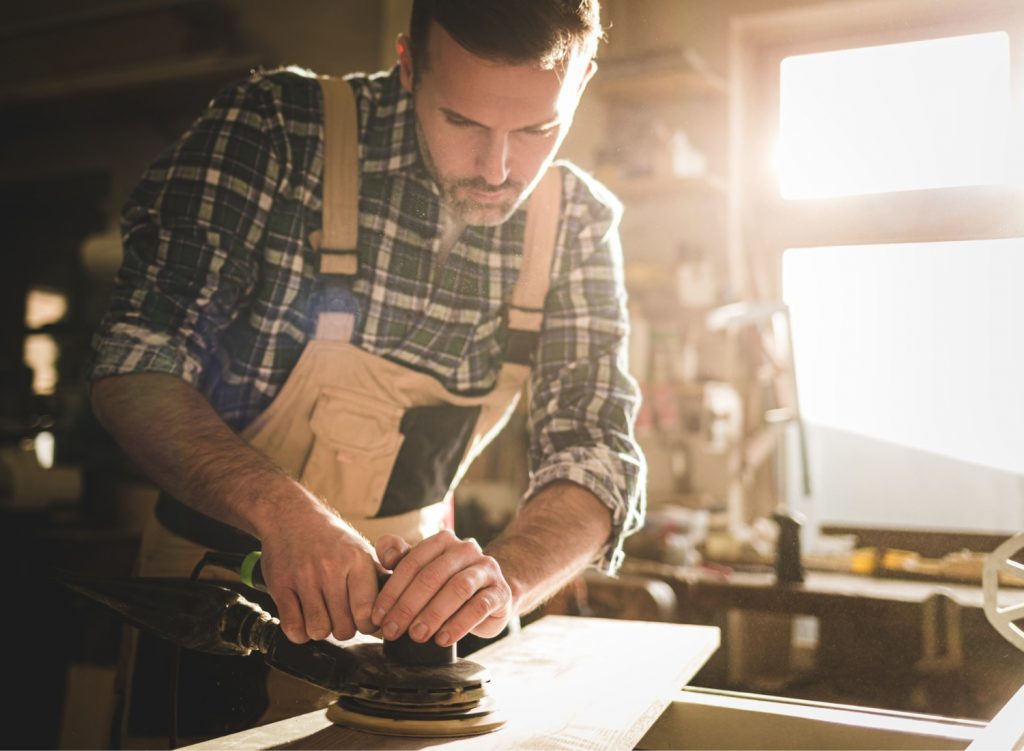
[
  {"xmin": 378, "ymin": 403, "xmax": 482, "ymax": 518},
  {"xmin": 301, "ymin": 388, "xmax": 405, "ymax": 519}
]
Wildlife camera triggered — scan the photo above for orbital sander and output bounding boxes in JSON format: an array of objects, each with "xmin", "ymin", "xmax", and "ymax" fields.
[
  {"xmin": 61, "ymin": 553, "xmax": 506, "ymax": 738},
  {"xmin": 328, "ymin": 631, "xmax": 504, "ymax": 736}
]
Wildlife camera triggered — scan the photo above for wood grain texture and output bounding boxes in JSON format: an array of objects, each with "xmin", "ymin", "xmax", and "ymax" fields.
[{"xmin": 183, "ymin": 615, "xmax": 720, "ymax": 750}]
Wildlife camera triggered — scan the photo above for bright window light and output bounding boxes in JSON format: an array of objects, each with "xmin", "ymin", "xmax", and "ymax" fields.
[
  {"xmin": 784, "ymin": 239, "xmax": 1024, "ymax": 473},
  {"xmin": 778, "ymin": 32, "xmax": 1011, "ymax": 199},
  {"xmin": 783, "ymin": 240, "xmax": 1024, "ymax": 532}
]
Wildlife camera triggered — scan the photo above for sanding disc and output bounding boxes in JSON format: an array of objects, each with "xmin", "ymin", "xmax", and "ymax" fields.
[
  {"xmin": 327, "ymin": 695, "xmax": 507, "ymax": 738},
  {"xmin": 327, "ymin": 643, "xmax": 506, "ymax": 738}
]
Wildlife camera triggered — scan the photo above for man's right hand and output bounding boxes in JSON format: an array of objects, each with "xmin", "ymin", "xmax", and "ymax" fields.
[
  {"xmin": 89, "ymin": 374, "xmax": 385, "ymax": 644},
  {"xmin": 256, "ymin": 498, "xmax": 383, "ymax": 643}
]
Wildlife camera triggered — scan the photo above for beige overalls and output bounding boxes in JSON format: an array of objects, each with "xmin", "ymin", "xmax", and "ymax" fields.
[{"xmin": 122, "ymin": 75, "xmax": 563, "ymax": 741}]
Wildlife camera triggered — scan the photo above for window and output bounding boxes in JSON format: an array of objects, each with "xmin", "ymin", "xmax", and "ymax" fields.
[
  {"xmin": 733, "ymin": 0, "xmax": 1024, "ymax": 537},
  {"xmin": 777, "ymin": 32, "xmax": 1012, "ymax": 199},
  {"xmin": 783, "ymin": 240, "xmax": 1024, "ymax": 532}
]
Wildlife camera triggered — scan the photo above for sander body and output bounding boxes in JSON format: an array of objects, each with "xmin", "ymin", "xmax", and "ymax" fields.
[{"xmin": 61, "ymin": 558, "xmax": 506, "ymax": 738}]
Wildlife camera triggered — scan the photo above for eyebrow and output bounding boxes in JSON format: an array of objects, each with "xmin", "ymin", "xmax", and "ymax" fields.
[{"xmin": 439, "ymin": 107, "xmax": 561, "ymax": 132}]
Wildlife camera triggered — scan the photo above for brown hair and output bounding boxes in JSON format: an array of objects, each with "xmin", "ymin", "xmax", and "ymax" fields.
[{"xmin": 409, "ymin": 0, "xmax": 603, "ymax": 77}]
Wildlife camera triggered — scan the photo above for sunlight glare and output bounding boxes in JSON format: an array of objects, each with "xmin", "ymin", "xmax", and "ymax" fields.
[
  {"xmin": 778, "ymin": 32, "xmax": 1011, "ymax": 199},
  {"xmin": 782, "ymin": 239, "xmax": 1024, "ymax": 474}
]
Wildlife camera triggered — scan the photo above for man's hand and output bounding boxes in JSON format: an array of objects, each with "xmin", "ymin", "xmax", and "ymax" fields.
[
  {"xmin": 370, "ymin": 530, "xmax": 514, "ymax": 647},
  {"xmin": 89, "ymin": 373, "xmax": 390, "ymax": 647},
  {"xmin": 257, "ymin": 501, "xmax": 383, "ymax": 644}
]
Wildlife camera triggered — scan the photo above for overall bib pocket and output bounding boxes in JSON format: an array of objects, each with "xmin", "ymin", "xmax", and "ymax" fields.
[
  {"xmin": 302, "ymin": 388, "xmax": 405, "ymax": 518},
  {"xmin": 378, "ymin": 403, "xmax": 482, "ymax": 518}
]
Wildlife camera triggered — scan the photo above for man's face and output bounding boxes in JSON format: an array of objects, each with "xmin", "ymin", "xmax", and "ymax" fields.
[{"xmin": 398, "ymin": 24, "xmax": 596, "ymax": 226}]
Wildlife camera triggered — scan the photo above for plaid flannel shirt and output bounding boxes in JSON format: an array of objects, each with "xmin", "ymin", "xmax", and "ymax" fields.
[{"xmin": 90, "ymin": 66, "xmax": 645, "ymax": 572}]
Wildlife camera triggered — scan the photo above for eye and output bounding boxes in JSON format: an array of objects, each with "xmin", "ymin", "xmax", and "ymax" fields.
[
  {"xmin": 520, "ymin": 125, "xmax": 558, "ymax": 137},
  {"xmin": 445, "ymin": 114, "xmax": 476, "ymax": 128}
]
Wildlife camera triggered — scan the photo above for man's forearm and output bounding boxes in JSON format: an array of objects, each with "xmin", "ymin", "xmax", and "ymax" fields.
[
  {"xmin": 485, "ymin": 480, "xmax": 613, "ymax": 617},
  {"xmin": 92, "ymin": 372, "xmax": 389, "ymax": 643},
  {"xmin": 90, "ymin": 372, "xmax": 316, "ymax": 538}
]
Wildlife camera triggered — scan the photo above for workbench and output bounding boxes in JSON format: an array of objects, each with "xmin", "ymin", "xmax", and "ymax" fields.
[
  {"xmin": 180, "ymin": 613, "xmax": 1024, "ymax": 750},
  {"xmin": 623, "ymin": 560, "xmax": 1024, "ymax": 618},
  {"xmin": 614, "ymin": 561, "xmax": 1024, "ymax": 717},
  {"xmin": 183, "ymin": 615, "xmax": 719, "ymax": 750}
]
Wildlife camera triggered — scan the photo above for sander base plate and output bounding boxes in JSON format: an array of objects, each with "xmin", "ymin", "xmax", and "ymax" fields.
[{"xmin": 326, "ymin": 696, "xmax": 507, "ymax": 738}]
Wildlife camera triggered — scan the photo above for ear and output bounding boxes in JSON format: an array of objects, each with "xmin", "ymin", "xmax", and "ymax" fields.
[
  {"xmin": 577, "ymin": 59, "xmax": 598, "ymax": 96},
  {"xmin": 560, "ymin": 58, "xmax": 597, "ymax": 116},
  {"xmin": 396, "ymin": 33, "xmax": 414, "ymax": 93}
]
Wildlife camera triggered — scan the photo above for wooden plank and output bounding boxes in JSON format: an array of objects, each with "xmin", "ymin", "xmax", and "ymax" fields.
[
  {"xmin": 639, "ymin": 688, "xmax": 983, "ymax": 750},
  {"xmin": 184, "ymin": 615, "xmax": 720, "ymax": 751}
]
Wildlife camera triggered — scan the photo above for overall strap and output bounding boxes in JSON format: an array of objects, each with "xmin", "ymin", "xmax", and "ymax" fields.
[
  {"xmin": 505, "ymin": 168, "xmax": 563, "ymax": 364},
  {"xmin": 311, "ymin": 74, "xmax": 563, "ymax": 356},
  {"xmin": 316, "ymin": 76, "xmax": 360, "ymax": 260},
  {"xmin": 312, "ymin": 76, "xmax": 361, "ymax": 342}
]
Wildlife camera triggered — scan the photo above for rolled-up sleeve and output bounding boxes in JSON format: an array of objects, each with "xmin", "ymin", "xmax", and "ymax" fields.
[
  {"xmin": 89, "ymin": 77, "xmax": 282, "ymax": 386},
  {"xmin": 524, "ymin": 171, "xmax": 646, "ymax": 575}
]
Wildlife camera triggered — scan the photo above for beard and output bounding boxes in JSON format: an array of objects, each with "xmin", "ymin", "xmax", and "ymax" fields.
[{"xmin": 416, "ymin": 119, "xmax": 529, "ymax": 226}]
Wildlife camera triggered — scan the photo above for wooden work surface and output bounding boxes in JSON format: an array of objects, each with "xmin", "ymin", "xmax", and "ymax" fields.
[
  {"xmin": 184, "ymin": 615, "xmax": 720, "ymax": 751},
  {"xmin": 692, "ymin": 569, "xmax": 1024, "ymax": 608},
  {"xmin": 625, "ymin": 560, "xmax": 1024, "ymax": 618}
]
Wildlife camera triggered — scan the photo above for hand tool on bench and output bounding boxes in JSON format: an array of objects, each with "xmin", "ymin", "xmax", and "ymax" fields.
[{"xmin": 60, "ymin": 553, "xmax": 506, "ymax": 738}]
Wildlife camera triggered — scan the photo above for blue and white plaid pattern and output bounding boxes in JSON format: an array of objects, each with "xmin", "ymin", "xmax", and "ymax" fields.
[{"xmin": 90, "ymin": 66, "xmax": 645, "ymax": 572}]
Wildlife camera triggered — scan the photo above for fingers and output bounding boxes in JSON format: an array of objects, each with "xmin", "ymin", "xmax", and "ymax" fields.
[
  {"xmin": 371, "ymin": 533, "xmax": 410, "ymax": 627},
  {"xmin": 454, "ymin": 586, "xmax": 512, "ymax": 640},
  {"xmin": 273, "ymin": 564, "xmax": 343, "ymax": 642},
  {"xmin": 321, "ymin": 558, "xmax": 382, "ymax": 639},
  {"xmin": 297, "ymin": 583, "xmax": 333, "ymax": 641},
  {"xmin": 426, "ymin": 565, "xmax": 512, "ymax": 645},
  {"xmin": 371, "ymin": 530, "xmax": 513, "ymax": 646},
  {"xmin": 277, "ymin": 566, "xmax": 380, "ymax": 642},
  {"xmin": 323, "ymin": 572, "xmax": 357, "ymax": 641},
  {"xmin": 347, "ymin": 563, "xmax": 380, "ymax": 635},
  {"xmin": 274, "ymin": 587, "xmax": 308, "ymax": 644},
  {"xmin": 263, "ymin": 526, "xmax": 510, "ymax": 647},
  {"xmin": 375, "ymin": 534, "xmax": 410, "ymax": 570},
  {"xmin": 262, "ymin": 534, "xmax": 381, "ymax": 643}
]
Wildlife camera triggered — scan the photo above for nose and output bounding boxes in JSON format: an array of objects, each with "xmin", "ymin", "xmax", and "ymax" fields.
[{"xmin": 476, "ymin": 132, "xmax": 510, "ymax": 187}]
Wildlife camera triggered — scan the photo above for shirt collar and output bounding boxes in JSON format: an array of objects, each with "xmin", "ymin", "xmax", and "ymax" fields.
[{"xmin": 358, "ymin": 65, "xmax": 425, "ymax": 177}]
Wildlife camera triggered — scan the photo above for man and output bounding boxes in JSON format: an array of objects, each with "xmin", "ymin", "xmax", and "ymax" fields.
[{"xmin": 90, "ymin": 0, "xmax": 645, "ymax": 739}]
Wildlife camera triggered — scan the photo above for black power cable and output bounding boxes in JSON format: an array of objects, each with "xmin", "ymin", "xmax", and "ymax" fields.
[{"xmin": 165, "ymin": 552, "xmax": 236, "ymax": 749}]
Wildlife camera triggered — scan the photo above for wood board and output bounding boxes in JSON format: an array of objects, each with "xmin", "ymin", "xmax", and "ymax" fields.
[{"xmin": 183, "ymin": 615, "xmax": 720, "ymax": 750}]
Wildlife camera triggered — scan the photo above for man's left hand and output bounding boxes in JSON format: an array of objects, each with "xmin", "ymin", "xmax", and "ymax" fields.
[{"xmin": 370, "ymin": 529, "xmax": 514, "ymax": 646}]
